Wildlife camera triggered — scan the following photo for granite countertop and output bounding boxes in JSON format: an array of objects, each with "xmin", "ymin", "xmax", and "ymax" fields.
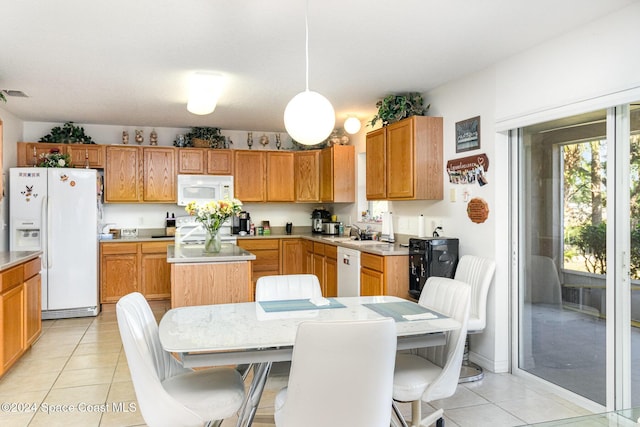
[
  {"xmin": 167, "ymin": 244, "xmax": 256, "ymax": 263},
  {"xmin": 0, "ymin": 251, "xmax": 42, "ymax": 271},
  {"xmin": 102, "ymin": 230, "xmax": 410, "ymax": 256}
]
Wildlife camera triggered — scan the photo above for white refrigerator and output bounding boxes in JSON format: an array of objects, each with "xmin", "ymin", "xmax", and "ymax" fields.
[{"xmin": 10, "ymin": 167, "xmax": 100, "ymax": 319}]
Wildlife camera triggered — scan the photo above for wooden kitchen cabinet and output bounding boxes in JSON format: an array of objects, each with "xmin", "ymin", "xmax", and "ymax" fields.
[
  {"xmin": 281, "ymin": 238, "xmax": 304, "ymax": 274},
  {"xmin": 294, "ymin": 150, "xmax": 320, "ymax": 202},
  {"xmin": 366, "ymin": 116, "xmax": 443, "ymax": 200},
  {"xmin": 234, "ymin": 151, "xmax": 266, "ymax": 202},
  {"xmin": 207, "ymin": 149, "xmax": 233, "ymax": 175},
  {"xmin": 140, "ymin": 241, "xmax": 172, "ymax": 299},
  {"xmin": 143, "ymin": 147, "xmax": 176, "ymax": 202},
  {"xmin": 1, "ymin": 284, "xmax": 24, "ymax": 373},
  {"xmin": 311, "ymin": 242, "xmax": 337, "ymax": 297},
  {"xmin": 365, "ymin": 128, "xmax": 387, "ymax": 199},
  {"xmin": 17, "ymin": 142, "xmax": 67, "ymax": 166},
  {"xmin": 320, "ymin": 144, "xmax": 355, "ymax": 203},
  {"xmin": 104, "ymin": 146, "xmax": 141, "ymax": 202},
  {"xmin": 178, "ymin": 148, "xmax": 206, "ymax": 174},
  {"xmin": 360, "ymin": 252, "xmax": 409, "ymax": 298},
  {"xmin": 17, "ymin": 142, "xmax": 105, "ymax": 168},
  {"xmin": 100, "ymin": 241, "xmax": 171, "ymax": 303},
  {"xmin": 302, "ymin": 239, "xmax": 314, "ymax": 273},
  {"xmin": 237, "ymin": 238, "xmax": 280, "ymax": 296},
  {"xmin": 24, "ymin": 259, "xmax": 42, "ymax": 348},
  {"xmin": 67, "ymin": 144, "xmax": 106, "ymax": 168},
  {"xmin": 0, "ymin": 256, "xmax": 41, "ymax": 377},
  {"xmin": 266, "ymin": 152, "xmax": 294, "ymax": 201},
  {"xmin": 100, "ymin": 242, "xmax": 139, "ymax": 303}
]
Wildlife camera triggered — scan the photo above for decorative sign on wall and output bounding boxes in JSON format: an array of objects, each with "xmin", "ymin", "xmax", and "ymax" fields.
[
  {"xmin": 466, "ymin": 197, "xmax": 490, "ymax": 224},
  {"xmin": 455, "ymin": 116, "xmax": 480, "ymax": 152},
  {"xmin": 446, "ymin": 153, "xmax": 489, "ymax": 186}
]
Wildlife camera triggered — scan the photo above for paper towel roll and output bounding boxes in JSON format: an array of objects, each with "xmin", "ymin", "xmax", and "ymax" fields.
[{"xmin": 418, "ymin": 214, "xmax": 426, "ymax": 237}]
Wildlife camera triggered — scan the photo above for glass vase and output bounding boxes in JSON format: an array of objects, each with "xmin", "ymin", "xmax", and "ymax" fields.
[{"xmin": 204, "ymin": 228, "xmax": 222, "ymax": 253}]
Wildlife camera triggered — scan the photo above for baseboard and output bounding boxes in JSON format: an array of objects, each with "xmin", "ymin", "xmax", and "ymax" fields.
[
  {"xmin": 42, "ymin": 306, "xmax": 100, "ymax": 320},
  {"xmin": 469, "ymin": 350, "xmax": 509, "ymax": 373}
]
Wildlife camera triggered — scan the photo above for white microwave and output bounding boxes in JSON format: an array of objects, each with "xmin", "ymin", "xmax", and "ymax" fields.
[{"xmin": 176, "ymin": 175, "xmax": 234, "ymax": 206}]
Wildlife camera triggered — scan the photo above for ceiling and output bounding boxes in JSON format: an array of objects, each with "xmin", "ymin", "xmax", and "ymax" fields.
[{"xmin": 0, "ymin": 0, "xmax": 635, "ymax": 133}]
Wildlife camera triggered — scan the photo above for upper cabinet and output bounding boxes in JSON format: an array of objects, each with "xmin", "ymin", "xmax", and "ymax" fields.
[
  {"xmin": 366, "ymin": 116, "xmax": 443, "ymax": 201},
  {"xmin": 104, "ymin": 146, "xmax": 176, "ymax": 203},
  {"xmin": 320, "ymin": 144, "xmax": 355, "ymax": 203},
  {"xmin": 17, "ymin": 142, "xmax": 106, "ymax": 168},
  {"xmin": 207, "ymin": 150, "xmax": 233, "ymax": 175},
  {"xmin": 142, "ymin": 147, "xmax": 176, "ymax": 202},
  {"xmin": 234, "ymin": 150, "xmax": 266, "ymax": 202},
  {"xmin": 266, "ymin": 152, "xmax": 294, "ymax": 202},
  {"xmin": 177, "ymin": 148, "xmax": 234, "ymax": 175},
  {"xmin": 294, "ymin": 150, "xmax": 320, "ymax": 202},
  {"xmin": 105, "ymin": 146, "xmax": 141, "ymax": 203}
]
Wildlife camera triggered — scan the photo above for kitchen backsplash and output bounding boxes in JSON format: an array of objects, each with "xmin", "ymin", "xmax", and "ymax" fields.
[{"xmin": 101, "ymin": 202, "xmax": 351, "ymax": 232}]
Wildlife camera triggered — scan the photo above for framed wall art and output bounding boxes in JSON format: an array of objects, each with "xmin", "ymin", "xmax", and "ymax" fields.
[{"xmin": 455, "ymin": 116, "xmax": 480, "ymax": 153}]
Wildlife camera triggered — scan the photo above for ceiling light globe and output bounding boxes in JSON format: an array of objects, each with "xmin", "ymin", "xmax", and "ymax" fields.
[
  {"xmin": 284, "ymin": 90, "xmax": 335, "ymax": 145},
  {"xmin": 187, "ymin": 72, "xmax": 223, "ymax": 115},
  {"xmin": 344, "ymin": 117, "xmax": 361, "ymax": 134}
]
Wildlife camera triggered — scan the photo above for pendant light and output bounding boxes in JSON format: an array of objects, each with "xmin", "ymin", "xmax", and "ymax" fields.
[{"xmin": 284, "ymin": 0, "xmax": 335, "ymax": 145}]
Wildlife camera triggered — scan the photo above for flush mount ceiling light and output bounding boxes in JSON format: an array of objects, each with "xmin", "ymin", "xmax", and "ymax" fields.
[
  {"xmin": 187, "ymin": 72, "xmax": 224, "ymax": 115},
  {"xmin": 344, "ymin": 116, "xmax": 361, "ymax": 134},
  {"xmin": 283, "ymin": 0, "xmax": 335, "ymax": 145}
]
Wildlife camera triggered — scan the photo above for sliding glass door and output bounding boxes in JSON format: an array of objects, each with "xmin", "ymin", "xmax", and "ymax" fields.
[{"xmin": 516, "ymin": 104, "xmax": 636, "ymax": 407}]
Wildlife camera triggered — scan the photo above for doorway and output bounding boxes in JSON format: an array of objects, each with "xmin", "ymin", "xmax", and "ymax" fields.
[{"xmin": 515, "ymin": 105, "xmax": 638, "ymax": 408}]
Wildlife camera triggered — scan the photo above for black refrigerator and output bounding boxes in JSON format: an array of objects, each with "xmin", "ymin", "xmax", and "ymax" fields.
[{"xmin": 408, "ymin": 237, "xmax": 459, "ymax": 300}]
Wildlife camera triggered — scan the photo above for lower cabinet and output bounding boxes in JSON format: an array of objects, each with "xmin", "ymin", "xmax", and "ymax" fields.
[
  {"xmin": 100, "ymin": 241, "xmax": 171, "ymax": 303},
  {"xmin": 281, "ymin": 238, "xmax": 304, "ymax": 275},
  {"xmin": 311, "ymin": 242, "xmax": 337, "ymax": 297},
  {"xmin": 360, "ymin": 252, "xmax": 409, "ymax": 298},
  {"xmin": 0, "ymin": 256, "xmax": 42, "ymax": 378},
  {"xmin": 237, "ymin": 238, "xmax": 281, "ymax": 298}
]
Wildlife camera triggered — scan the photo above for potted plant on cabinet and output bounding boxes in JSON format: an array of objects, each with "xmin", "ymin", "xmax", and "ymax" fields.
[
  {"xmin": 39, "ymin": 121, "xmax": 95, "ymax": 144},
  {"xmin": 369, "ymin": 92, "xmax": 430, "ymax": 127},
  {"xmin": 185, "ymin": 127, "xmax": 226, "ymax": 148}
]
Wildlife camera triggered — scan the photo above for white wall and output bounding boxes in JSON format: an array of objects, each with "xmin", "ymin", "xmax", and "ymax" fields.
[{"xmin": 0, "ymin": 107, "xmax": 25, "ymax": 250}]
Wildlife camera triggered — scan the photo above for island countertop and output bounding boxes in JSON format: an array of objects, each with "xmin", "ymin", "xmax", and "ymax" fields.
[{"xmin": 167, "ymin": 244, "xmax": 256, "ymax": 263}]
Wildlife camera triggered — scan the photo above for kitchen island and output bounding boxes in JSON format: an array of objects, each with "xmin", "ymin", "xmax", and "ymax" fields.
[{"xmin": 167, "ymin": 244, "xmax": 256, "ymax": 308}]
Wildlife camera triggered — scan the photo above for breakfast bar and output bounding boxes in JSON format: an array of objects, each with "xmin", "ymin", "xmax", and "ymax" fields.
[{"xmin": 167, "ymin": 244, "xmax": 256, "ymax": 308}]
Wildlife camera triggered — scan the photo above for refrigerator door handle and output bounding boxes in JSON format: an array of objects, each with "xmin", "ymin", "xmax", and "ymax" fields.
[{"xmin": 45, "ymin": 194, "xmax": 52, "ymax": 269}]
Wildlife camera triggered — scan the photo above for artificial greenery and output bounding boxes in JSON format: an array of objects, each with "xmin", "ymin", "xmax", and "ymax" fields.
[
  {"xmin": 369, "ymin": 93, "xmax": 430, "ymax": 127},
  {"xmin": 0, "ymin": 92, "xmax": 6, "ymax": 103},
  {"xmin": 39, "ymin": 121, "xmax": 95, "ymax": 144},
  {"xmin": 185, "ymin": 127, "xmax": 225, "ymax": 148},
  {"xmin": 36, "ymin": 148, "xmax": 72, "ymax": 168}
]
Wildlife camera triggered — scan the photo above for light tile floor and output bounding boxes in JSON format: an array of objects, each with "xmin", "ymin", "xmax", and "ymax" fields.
[{"xmin": 0, "ymin": 301, "xmax": 595, "ymax": 427}]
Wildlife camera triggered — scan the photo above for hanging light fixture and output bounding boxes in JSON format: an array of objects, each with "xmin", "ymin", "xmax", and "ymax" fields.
[
  {"xmin": 187, "ymin": 72, "xmax": 224, "ymax": 115},
  {"xmin": 284, "ymin": 0, "xmax": 335, "ymax": 145},
  {"xmin": 344, "ymin": 116, "xmax": 362, "ymax": 134}
]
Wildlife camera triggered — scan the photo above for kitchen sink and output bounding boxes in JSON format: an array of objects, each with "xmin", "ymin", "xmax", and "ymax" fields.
[
  {"xmin": 321, "ymin": 236, "xmax": 353, "ymax": 242},
  {"xmin": 342, "ymin": 240, "xmax": 388, "ymax": 246}
]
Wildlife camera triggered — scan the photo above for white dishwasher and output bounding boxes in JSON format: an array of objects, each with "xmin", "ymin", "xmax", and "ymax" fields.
[{"xmin": 337, "ymin": 246, "xmax": 361, "ymax": 296}]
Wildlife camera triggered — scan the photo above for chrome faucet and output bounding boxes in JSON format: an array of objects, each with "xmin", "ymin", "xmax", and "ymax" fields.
[{"xmin": 350, "ymin": 224, "xmax": 362, "ymax": 240}]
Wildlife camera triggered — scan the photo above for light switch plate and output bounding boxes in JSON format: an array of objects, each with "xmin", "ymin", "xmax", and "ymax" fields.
[{"xmin": 450, "ymin": 188, "xmax": 457, "ymax": 202}]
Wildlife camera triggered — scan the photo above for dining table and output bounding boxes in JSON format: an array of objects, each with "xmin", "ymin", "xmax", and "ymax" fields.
[{"xmin": 158, "ymin": 295, "xmax": 460, "ymax": 427}]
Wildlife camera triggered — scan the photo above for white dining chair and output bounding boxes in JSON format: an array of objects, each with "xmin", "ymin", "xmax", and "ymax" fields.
[
  {"xmin": 116, "ymin": 292, "xmax": 245, "ymax": 427},
  {"xmin": 391, "ymin": 277, "xmax": 470, "ymax": 427},
  {"xmin": 274, "ymin": 318, "xmax": 397, "ymax": 427},
  {"xmin": 255, "ymin": 273, "xmax": 322, "ymax": 301},
  {"xmin": 453, "ymin": 255, "xmax": 496, "ymax": 383}
]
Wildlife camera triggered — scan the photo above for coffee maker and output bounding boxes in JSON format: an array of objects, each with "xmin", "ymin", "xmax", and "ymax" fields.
[
  {"xmin": 311, "ymin": 208, "xmax": 331, "ymax": 234},
  {"xmin": 233, "ymin": 211, "xmax": 251, "ymax": 234}
]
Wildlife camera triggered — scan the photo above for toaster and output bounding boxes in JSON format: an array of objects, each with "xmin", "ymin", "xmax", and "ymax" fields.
[{"xmin": 322, "ymin": 222, "xmax": 340, "ymax": 235}]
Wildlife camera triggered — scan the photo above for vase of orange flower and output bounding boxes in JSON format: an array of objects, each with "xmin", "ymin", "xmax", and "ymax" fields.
[{"xmin": 185, "ymin": 198, "xmax": 243, "ymax": 253}]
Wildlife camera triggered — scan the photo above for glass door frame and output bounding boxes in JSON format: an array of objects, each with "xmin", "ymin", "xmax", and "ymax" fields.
[{"xmin": 510, "ymin": 105, "xmax": 633, "ymax": 410}]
